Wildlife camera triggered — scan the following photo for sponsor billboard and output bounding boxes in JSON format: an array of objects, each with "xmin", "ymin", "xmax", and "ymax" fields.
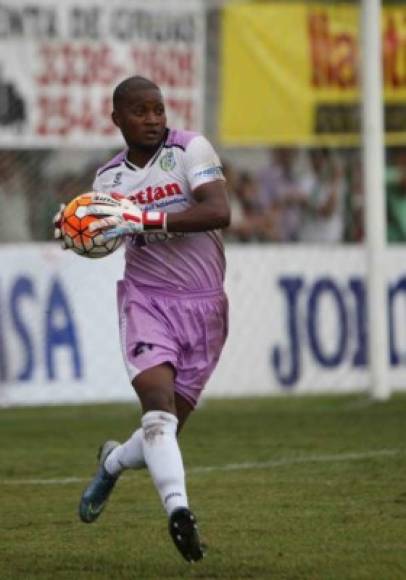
[
  {"xmin": 0, "ymin": 0, "xmax": 205, "ymax": 148},
  {"xmin": 1, "ymin": 244, "xmax": 406, "ymax": 406},
  {"xmin": 220, "ymin": 2, "xmax": 406, "ymax": 146}
]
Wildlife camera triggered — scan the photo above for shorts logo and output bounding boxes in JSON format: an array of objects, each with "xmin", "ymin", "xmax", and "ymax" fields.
[
  {"xmin": 133, "ymin": 342, "xmax": 154, "ymax": 357},
  {"xmin": 160, "ymin": 151, "xmax": 176, "ymax": 171}
]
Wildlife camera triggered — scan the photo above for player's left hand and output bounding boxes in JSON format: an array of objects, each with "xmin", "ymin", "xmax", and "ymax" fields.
[{"xmin": 86, "ymin": 196, "xmax": 167, "ymax": 240}]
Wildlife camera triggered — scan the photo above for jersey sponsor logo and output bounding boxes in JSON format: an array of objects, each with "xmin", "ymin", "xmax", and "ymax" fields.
[
  {"xmin": 128, "ymin": 182, "xmax": 183, "ymax": 205},
  {"xmin": 159, "ymin": 150, "xmax": 176, "ymax": 171},
  {"xmin": 193, "ymin": 166, "xmax": 223, "ymax": 179},
  {"xmin": 131, "ymin": 231, "xmax": 185, "ymax": 247}
]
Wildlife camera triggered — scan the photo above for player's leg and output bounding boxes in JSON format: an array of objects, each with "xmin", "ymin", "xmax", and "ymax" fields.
[
  {"xmin": 78, "ymin": 286, "xmax": 187, "ymax": 525},
  {"xmin": 103, "ymin": 427, "xmax": 145, "ymax": 475},
  {"xmin": 161, "ymin": 292, "xmax": 228, "ymax": 560},
  {"xmin": 78, "ymin": 369, "xmax": 196, "ymax": 526},
  {"xmin": 133, "ymin": 363, "xmax": 188, "ymax": 515},
  {"xmin": 99, "ymin": 382, "xmax": 193, "ymax": 480},
  {"xmin": 134, "ymin": 363, "xmax": 204, "ymax": 562},
  {"xmin": 103, "ymin": 366, "xmax": 193, "ymax": 472},
  {"xmin": 175, "ymin": 391, "xmax": 194, "ymax": 432}
]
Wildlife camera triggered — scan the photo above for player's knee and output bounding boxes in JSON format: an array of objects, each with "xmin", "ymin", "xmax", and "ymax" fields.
[
  {"xmin": 134, "ymin": 382, "xmax": 176, "ymax": 414},
  {"xmin": 133, "ymin": 365, "xmax": 176, "ymax": 411},
  {"xmin": 142, "ymin": 410, "xmax": 178, "ymax": 443}
]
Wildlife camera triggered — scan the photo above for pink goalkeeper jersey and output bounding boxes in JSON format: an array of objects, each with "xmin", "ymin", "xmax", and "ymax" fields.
[{"xmin": 92, "ymin": 129, "xmax": 226, "ymax": 293}]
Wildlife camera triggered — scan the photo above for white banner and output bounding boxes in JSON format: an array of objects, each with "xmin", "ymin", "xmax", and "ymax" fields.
[
  {"xmin": 1, "ymin": 243, "xmax": 406, "ymax": 406},
  {"xmin": 0, "ymin": 0, "xmax": 205, "ymax": 148}
]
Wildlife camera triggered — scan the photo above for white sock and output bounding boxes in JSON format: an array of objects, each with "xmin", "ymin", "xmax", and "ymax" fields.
[
  {"xmin": 142, "ymin": 410, "xmax": 188, "ymax": 516},
  {"xmin": 104, "ymin": 428, "xmax": 146, "ymax": 476}
]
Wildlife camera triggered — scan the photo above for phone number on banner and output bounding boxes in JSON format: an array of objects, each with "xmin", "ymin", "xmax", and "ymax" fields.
[{"xmin": 33, "ymin": 43, "xmax": 197, "ymax": 136}]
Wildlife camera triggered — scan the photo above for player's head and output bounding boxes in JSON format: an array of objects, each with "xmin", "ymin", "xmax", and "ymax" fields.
[{"xmin": 112, "ymin": 76, "xmax": 167, "ymax": 150}]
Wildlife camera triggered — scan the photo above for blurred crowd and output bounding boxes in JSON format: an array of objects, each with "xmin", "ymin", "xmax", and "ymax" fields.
[
  {"xmin": 0, "ymin": 149, "xmax": 105, "ymax": 243},
  {"xmin": 224, "ymin": 148, "xmax": 348, "ymax": 243},
  {"xmin": 1, "ymin": 146, "xmax": 406, "ymax": 244},
  {"xmin": 224, "ymin": 146, "xmax": 406, "ymax": 244}
]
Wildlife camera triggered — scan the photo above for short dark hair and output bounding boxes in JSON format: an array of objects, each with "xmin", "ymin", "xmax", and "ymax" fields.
[{"xmin": 113, "ymin": 76, "xmax": 161, "ymax": 109}]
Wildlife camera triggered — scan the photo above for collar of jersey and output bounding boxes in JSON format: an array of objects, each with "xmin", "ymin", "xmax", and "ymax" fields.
[{"xmin": 124, "ymin": 129, "xmax": 169, "ymax": 171}]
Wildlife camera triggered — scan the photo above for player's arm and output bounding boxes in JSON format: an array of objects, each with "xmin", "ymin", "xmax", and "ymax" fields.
[
  {"xmin": 87, "ymin": 184, "xmax": 230, "ymax": 240},
  {"xmin": 167, "ymin": 134, "xmax": 230, "ymax": 231},
  {"xmin": 87, "ymin": 136, "xmax": 230, "ymax": 239},
  {"xmin": 166, "ymin": 179, "xmax": 230, "ymax": 233}
]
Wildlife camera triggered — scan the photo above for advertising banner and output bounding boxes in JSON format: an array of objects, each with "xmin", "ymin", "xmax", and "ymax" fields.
[
  {"xmin": 220, "ymin": 2, "xmax": 406, "ymax": 146},
  {"xmin": 0, "ymin": 0, "xmax": 205, "ymax": 148},
  {"xmin": 1, "ymin": 244, "xmax": 406, "ymax": 406}
]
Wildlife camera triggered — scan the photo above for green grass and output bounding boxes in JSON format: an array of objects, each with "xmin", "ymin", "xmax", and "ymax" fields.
[{"xmin": 1, "ymin": 395, "xmax": 406, "ymax": 580}]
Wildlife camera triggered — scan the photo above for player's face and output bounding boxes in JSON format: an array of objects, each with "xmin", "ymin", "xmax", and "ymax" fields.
[{"xmin": 113, "ymin": 88, "xmax": 167, "ymax": 149}]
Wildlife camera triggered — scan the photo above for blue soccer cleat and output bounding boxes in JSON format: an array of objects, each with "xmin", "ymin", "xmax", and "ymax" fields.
[
  {"xmin": 78, "ymin": 440, "xmax": 120, "ymax": 524},
  {"xmin": 169, "ymin": 507, "xmax": 205, "ymax": 562}
]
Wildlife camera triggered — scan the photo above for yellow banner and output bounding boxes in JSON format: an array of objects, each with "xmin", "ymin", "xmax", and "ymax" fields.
[{"xmin": 219, "ymin": 2, "xmax": 406, "ymax": 146}]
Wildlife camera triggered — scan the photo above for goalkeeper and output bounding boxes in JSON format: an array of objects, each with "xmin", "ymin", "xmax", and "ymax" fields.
[{"xmin": 54, "ymin": 76, "xmax": 230, "ymax": 563}]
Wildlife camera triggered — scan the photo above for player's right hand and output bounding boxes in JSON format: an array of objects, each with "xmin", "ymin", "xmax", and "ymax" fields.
[
  {"xmin": 53, "ymin": 203, "xmax": 68, "ymax": 249},
  {"xmin": 52, "ymin": 193, "xmax": 122, "ymax": 250}
]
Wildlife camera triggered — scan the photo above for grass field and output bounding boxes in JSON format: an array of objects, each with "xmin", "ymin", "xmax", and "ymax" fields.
[{"xmin": 1, "ymin": 394, "xmax": 406, "ymax": 580}]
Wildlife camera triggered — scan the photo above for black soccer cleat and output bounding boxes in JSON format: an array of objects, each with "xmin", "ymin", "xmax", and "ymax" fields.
[{"xmin": 168, "ymin": 507, "xmax": 205, "ymax": 563}]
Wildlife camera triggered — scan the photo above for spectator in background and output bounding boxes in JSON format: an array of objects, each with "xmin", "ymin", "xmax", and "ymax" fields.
[
  {"xmin": 341, "ymin": 149, "xmax": 364, "ymax": 242},
  {"xmin": 44, "ymin": 173, "xmax": 86, "ymax": 239},
  {"xmin": 27, "ymin": 149, "xmax": 118, "ymax": 240},
  {"xmin": 256, "ymin": 148, "xmax": 308, "ymax": 242},
  {"xmin": 0, "ymin": 151, "xmax": 32, "ymax": 242},
  {"xmin": 299, "ymin": 148, "xmax": 346, "ymax": 243},
  {"xmin": 34, "ymin": 160, "xmax": 106, "ymax": 240},
  {"xmin": 223, "ymin": 162, "xmax": 278, "ymax": 242},
  {"xmin": 51, "ymin": 168, "xmax": 98, "ymax": 236},
  {"xmin": 386, "ymin": 147, "xmax": 406, "ymax": 242}
]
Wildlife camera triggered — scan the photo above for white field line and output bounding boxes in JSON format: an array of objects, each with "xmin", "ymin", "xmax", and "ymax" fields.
[{"xmin": 0, "ymin": 449, "xmax": 401, "ymax": 486}]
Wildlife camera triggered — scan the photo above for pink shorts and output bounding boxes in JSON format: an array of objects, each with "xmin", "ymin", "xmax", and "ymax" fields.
[{"xmin": 117, "ymin": 280, "xmax": 228, "ymax": 408}]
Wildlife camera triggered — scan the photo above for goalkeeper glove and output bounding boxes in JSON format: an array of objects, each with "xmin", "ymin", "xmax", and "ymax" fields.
[
  {"xmin": 53, "ymin": 203, "xmax": 67, "ymax": 249},
  {"xmin": 52, "ymin": 192, "xmax": 127, "ymax": 248},
  {"xmin": 87, "ymin": 195, "xmax": 167, "ymax": 241}
]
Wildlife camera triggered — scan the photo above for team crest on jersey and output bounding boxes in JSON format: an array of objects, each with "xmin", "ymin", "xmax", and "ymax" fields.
[
  {"xmin": 112, "ymin": 172, "xmax": 122, "ymax": 186},
  {"xmin": 159, "ymin": 150, "xmax": 176, "ymax": 171}
]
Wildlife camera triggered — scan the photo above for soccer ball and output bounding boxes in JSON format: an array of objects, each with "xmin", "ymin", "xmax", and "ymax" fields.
[{"xmin": 61, "ymin": 193, "xmax": 122, "ymax": 259}]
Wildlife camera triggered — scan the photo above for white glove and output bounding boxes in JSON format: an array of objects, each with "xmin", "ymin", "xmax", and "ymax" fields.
[
  {"xmin": 52, "ymin": 192, "xmax": 125, "ymax": 248},
  {"xmin": 87, "ymin": 194, "xmax": 167, "ymax": 241},
  {"xmin": 53, "ymin": 203, "xmax": 67, "ymax": 249}
]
